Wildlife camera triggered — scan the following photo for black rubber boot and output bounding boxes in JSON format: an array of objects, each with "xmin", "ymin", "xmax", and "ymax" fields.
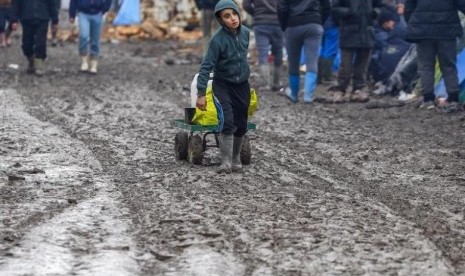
[{"xmin": 231, "ymin": 136, "xmax": 244, "ymax": 172}]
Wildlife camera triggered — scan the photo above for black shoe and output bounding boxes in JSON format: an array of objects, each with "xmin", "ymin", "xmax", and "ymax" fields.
[
  {"xmin": 436, "ymin": 101, "xmax": 464, "ymax": 113},
  {"xmin": 417, "ymin": 101, "xmax": 435, "ymax": 110}
]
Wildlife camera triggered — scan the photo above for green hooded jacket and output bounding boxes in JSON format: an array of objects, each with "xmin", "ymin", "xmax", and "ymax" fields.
[{"xmin": 197, "ymin": 0, "xmax": 250, "ymax": 96}]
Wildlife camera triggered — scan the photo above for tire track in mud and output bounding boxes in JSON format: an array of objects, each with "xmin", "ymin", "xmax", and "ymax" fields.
[
  {"xmin": 253, "ymin": 93, "xmax": 465, "ymax": 274},
  {"xmin": 0, "ymin": 89, "xmax": 139, "ymax": 275},
  {"xmin": 26, "ymin": 76, "xmax": 455, "ymax": 275},
  {"xmin": 3, "ymin": 40, "xmax": 464, "ymax": 275}
]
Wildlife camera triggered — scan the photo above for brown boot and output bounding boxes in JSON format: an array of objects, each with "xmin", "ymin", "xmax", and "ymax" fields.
[
  {"xmin": 26, "ymin": 57, "xmax": 35, "ymax": 74},
  {"xmin": 350, "ymin": 89, "xmax": 369, "ymax": 102},
  {"xmin": 0, "ymin": 33, "xmax": 6, "ymax": 47},
  {"xmin": 34, "ymin": 58, "xmax": 45, "ymax": 76},
  {"xmin": 332, "ymin": 91, "xmax": 346, "ymax": 104}
]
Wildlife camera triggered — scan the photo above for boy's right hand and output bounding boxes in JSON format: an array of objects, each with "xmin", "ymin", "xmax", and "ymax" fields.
[{"xmin": 196, "ymin": 96, "xmax": 207, "ymax": 111}]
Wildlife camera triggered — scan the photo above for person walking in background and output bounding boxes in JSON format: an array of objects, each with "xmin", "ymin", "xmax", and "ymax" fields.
[
  {"xmin": 0, "ymin": 0, "xmax": 12, "ymax": 47},
  {"xmin": 278, "ymin": 0, "xmax": 331, "ymax": 103},
  {"xmin": 329, "ymin": 0, "xmax": 383, "ymax": 103},
  {"xmin": 11, "ymin": 0, "xmax": 59, "ymax": 76},
  {"xmin": 405, "ymin": 0, "xmax": 465, "ymax": 112},
  {"xmin": 243, "ymin": 0, "xmax": 284, "ymax": 91},
  {"xmin": 69, "ymin": 0, "xmax": 111, "ymax": 74},
  {"xmin": 195, "ymin": 0, "xmax": 220, "ymax": 52},
  {"xmin": 50, "ymin": 0, "xmax": 61, "ymax": 47},
  {"xmin": 196, "ymin": 0, "xmax": 251, "ymax": 174}
]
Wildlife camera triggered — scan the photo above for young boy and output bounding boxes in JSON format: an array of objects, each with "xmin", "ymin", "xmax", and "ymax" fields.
[{"xmin": 196, "ymin": 0, "xmax": 251, "ymax": 174}]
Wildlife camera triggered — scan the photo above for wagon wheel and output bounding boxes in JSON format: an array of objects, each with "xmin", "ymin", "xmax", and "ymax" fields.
[
  {"xmin": 174, "ymin": 131, "xmax": 189, "ymax": 160},
  {"xmin": 240, "ymin": 135, "xmax": 251, "ymax": 165},
  {"xmin": 188, "ymin": 134, "xmax": 204, "ymax": 165}
]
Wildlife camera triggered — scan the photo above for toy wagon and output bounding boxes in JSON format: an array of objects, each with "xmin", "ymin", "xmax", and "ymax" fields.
[{"xmin": 171, "ymin": 119, "xmax": 256, "ymax": 165}]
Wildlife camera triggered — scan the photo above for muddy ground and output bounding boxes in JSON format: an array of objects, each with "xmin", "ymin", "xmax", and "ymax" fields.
[{"xmin": 1, "ymin": 29, "xmax": 465, "ymax": 275}]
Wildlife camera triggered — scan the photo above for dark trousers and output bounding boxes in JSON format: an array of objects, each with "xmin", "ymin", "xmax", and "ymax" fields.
[
  {"xmin": 21, "ymin": 20, "xmax": 49, "ymax": 59},
  {"xmin": 335, "ymin": 47, "xmax": 372, "ymax": 92},
  {"xmin": 416, "ymin": 39, "xmax": 459, "ymax": 102},
  {"xmin": 213, "ymin": 78, "xmax": 250, "ymax": 137},
  {"xmin": 0, "ymin": 7, "xmax": 12, "ymax": 33}
]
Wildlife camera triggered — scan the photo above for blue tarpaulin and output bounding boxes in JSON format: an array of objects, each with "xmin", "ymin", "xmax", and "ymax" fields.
[
  {"xmin": 113, "ymin": 0, "xmax": 140, "ymax": 26},
  {"xmin": 434, "ymin": 49, "xmax": 465, "ymax": 100}
]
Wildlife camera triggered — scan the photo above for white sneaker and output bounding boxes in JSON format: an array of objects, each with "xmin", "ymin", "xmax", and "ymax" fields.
[
  {"xmin": 89, "ymin": 59, "xmax": 98, "ymax": 74},
  {"xmin": 80, "ymin": 56, "xmax": 89, "ymax": 72},
  {"xmin": 398, "ymin": 91, "xmax": 417, "ymax": 103}
]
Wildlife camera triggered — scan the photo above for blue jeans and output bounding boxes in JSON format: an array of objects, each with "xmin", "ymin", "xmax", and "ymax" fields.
[
  {"xmin": 253, "ymin": 24, "xmax": 283, "ymax": 66},
  {"xmin": 78, "ymin": 12, "xmax": 103, "ymax": 57}
]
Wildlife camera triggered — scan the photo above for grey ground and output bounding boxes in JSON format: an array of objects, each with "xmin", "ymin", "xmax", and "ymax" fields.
[{"xmin": 1, "ymin": 34, "xmax": 465, "ymax": 276}]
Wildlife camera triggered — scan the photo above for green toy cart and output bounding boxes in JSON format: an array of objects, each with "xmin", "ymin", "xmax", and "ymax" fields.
[{"xmin": 171, "ymin": 119, "xmax": 256, "ymax": 165}]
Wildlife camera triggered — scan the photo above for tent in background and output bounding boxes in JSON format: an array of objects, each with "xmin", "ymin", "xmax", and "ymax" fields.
[{"xmin": 113, "ymin": 0, "xmax": 141, "ymax": 26}]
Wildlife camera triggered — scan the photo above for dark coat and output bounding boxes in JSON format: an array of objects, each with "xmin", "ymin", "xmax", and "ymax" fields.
[
  {"xmin": 332, "ymin": 0, "xmax": 383, "ymax": 48},
  {"xmin": 195, "ymin": 0, "xmax": 220, "ymax": 10},
  {"xmin": 11, "ymin": 0, "xmax": 58, "ymax": 24},
  {"xmin": 243, "ymin": 0, "xmax": 280, "ymax": 26},
  {"xmin": 277, "ymin": 0, "xmax": 331, "ymax": 31},
  {"xmin": 404, "ymin": 0, "xmax": 465, "ymax": 41},
  {"xmin": 197, "ymin": 0, "xmax": 250, "ymax": 96},
  {"xmin": 69, "ymin": 0, "xmax": 111, "ymax": 18}
]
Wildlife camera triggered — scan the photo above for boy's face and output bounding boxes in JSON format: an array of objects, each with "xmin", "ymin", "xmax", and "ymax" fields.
[{"xmin": 219, "ymin": 8, "xmax": 240, "ymax": 30}]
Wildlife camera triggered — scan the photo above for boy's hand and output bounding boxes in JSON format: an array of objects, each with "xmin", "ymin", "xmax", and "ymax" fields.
[
  {"xmin": 196, "ymin": 96, "xmax": 207, "ymax": 111},
  {"xmin": 396, "ymin": 4, "xmax": 404, "ymax": 15}
]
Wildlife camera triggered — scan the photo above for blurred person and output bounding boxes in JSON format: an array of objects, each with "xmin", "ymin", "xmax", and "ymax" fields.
[
  {"xmin": 195, "ymin": 0, "xmax": 220, "ymax": 52},
  {"xmin": 405, "ymin": 0, "xmax": 465, "ymax": 112},
  {"xmin": 50, "ymin": 0, "xmax": 61, "ymax": 46},
  {"xmin": 243, "ymin": 0, "xmax": 284, "ymax": 91},
  {"xmin": 0, "ymin": 0, "xmax": 12, "ymax": 47},
  {"xmin": 196, "ymin": 0, "xmax": 251, "ymax": 174},
  {"xmin": 329, "ymin": 0, "xmax": 383, "ymax": 103},
  {"xmin": 11, "ymin": 0, "xmax": 59, "ymax": 76},
  {"xmin": 368, "ymin": 7, "xmax": 409, "ymax": 83},
  {"xmin": 69, "ymin": 0, "xmax": 111, "ymax": 74},
  {"xmin": 278, "ymin": 0, "xmax": 331, "ymax": 103}
]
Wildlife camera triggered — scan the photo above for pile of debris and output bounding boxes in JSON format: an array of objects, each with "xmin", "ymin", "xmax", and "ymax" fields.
[
  {"xmin": 55, "ymin": 0, "xmax": 249, "ymax": 43},
  {"xmin": 105, "ymin": 0, "xmax": 202, "ymax": 42}
]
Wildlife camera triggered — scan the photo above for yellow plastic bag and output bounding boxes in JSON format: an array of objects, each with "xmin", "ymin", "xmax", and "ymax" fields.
[
  {"xmin": 191, "ymin": 86, "xmax": 259, "ymax": 126},
  {"xmin": 248, "ymin": 88, "xmax": 258, "ymax": 117},
  {"xmin": 191, "ymin": 85, "xmax": 219, "ymax": 126}
]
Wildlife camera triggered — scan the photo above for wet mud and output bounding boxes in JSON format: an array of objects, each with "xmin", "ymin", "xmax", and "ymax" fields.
[{"xmin": 1, "ymin": 35, "xmax": 465, "ymax": 275}]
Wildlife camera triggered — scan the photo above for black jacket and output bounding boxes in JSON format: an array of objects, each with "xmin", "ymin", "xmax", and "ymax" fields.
[
  {"xmin": 243, "ymin": 0, "xmax": 280, "ymax": 26},
  {"xmin": 404, "ymin": 0, "xmax": 465, "ymax": 41},
  {"xmin": 332, "ymin": 0, "xmax": 383, "ymax": 48},
  {"xmin": 69, "ymin": 0, "xmax": 111, "ymax": 18},
  {"xmin": 195, "ymin": 0, "xmax": 220, "ymax": 10},
  {"xmin": 11, "ymin": 0, "xmax": 58, "ymax": 24},
  {"xmin": 277, "ymin": 0, "xmax": 331, "ymax": 31}
]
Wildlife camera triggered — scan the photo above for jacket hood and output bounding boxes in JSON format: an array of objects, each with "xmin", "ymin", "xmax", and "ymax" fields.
[{"xmin": 214, "ymin": 0, "xmax": 241, "ymax": 24}]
